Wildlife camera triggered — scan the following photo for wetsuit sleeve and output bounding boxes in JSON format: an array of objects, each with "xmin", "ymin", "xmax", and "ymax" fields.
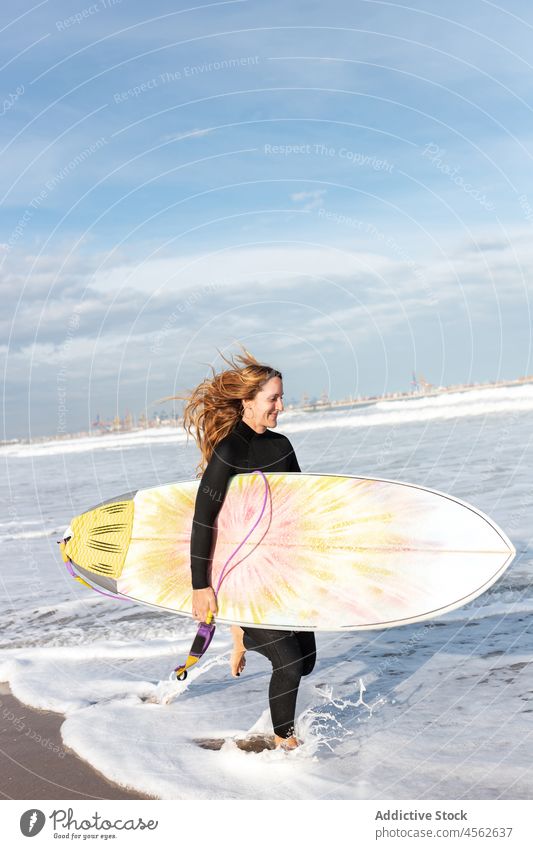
[
  {"xmin": 286, "ymin": 438, "xmax": 301, "ymax": 472},
  {"xmin": 190, "ymin": 439, "xmax": 235, "ymax": 590}
]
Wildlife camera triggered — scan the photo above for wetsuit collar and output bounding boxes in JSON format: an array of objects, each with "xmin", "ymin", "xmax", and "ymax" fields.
[{"xmin": 234, "ymin": 418, "xmax": 268, "ymax": 441}]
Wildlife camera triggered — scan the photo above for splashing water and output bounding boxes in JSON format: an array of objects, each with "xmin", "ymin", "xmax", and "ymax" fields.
[
  {"xmin": 148, "ymin": 651, "xmax": 233, "ymax": 705},
  {"xmin": 298, "ymin": 678, "xmax": 387, "ymax": 753}
]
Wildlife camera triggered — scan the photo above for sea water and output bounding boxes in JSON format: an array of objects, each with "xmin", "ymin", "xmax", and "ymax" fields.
[{"xmin": 1, "ymin": 384, "xmax": 532, "ymax": 799}]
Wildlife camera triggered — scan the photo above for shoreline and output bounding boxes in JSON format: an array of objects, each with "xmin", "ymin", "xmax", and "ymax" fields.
[
  {"xmin": 3, "ymin": 374, "xmax": 532, "ymax": 447},
  {"xmin": 0, "ymin": 682, "xmax": 154, "ymax": 800}
]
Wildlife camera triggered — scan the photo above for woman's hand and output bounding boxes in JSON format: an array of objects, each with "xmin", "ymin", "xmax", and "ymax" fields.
[{"xmin": 192, "ymin": 587, "xmax": 218, "ymax": 622}]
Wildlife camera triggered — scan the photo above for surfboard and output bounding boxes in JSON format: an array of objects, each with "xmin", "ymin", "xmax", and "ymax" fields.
[{"xmin": 59, "ymin": 473, "xmax": 515, "ymax": 631}]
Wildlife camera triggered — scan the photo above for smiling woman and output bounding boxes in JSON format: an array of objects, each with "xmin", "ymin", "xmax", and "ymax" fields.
[{"xmin": 161, "ymin": 345, "xmax": 315, "ymax": 751}]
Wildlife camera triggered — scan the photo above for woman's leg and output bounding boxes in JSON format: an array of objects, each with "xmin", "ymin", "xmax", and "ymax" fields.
[
  {"xmin": 294, "ymin": 630, "xmax": 317, "ymax": 677},
  {"xmin": 242, "ymin": 628, "xmax": 316, "ymax": 740}
]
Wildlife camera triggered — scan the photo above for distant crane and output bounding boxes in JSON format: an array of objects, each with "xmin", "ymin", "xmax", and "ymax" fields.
[
  {"xmin": 411, "ymin": 372, "xmax": 433, "ymax": 393},
  {"xmin": 91, "ymin": 412, "xmax": 114, "ymax": 432}
]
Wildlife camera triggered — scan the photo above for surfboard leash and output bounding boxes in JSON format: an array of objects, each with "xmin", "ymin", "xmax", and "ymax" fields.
[{"xmin": 172, "ymin": 469, "xmax": 270, "ymax": 681}]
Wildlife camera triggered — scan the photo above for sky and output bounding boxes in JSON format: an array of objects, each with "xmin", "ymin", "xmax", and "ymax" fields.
[{"xmin": 1, "ymin": 0, "xmax": 533, "ymax": 439}]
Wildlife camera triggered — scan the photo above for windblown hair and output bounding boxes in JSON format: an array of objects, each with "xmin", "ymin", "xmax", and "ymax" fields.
[{"xmin": 159, "ymin": 345, "xmax": 282, "ymax": 476}]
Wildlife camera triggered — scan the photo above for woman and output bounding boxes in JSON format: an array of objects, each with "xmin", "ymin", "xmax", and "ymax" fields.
[{"xmin": 182, "ymin": 347, "xmax": 316, "ymax": 750}]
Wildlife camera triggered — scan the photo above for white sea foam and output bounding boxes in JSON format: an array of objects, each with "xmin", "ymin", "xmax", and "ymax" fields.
[{"xmin": 2, "ymin": 640, "xmax": 531, "ymax": 799}]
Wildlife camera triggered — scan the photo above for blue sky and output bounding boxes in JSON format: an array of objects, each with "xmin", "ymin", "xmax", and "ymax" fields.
[{"xmin": 2, "ymin": 0, "xmax": 533, "ymax": 438}]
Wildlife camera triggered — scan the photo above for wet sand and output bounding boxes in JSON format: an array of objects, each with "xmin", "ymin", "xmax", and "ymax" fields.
[{"xmin": 0, "ymin": 682, "xmax": 154, "ymax": 800}]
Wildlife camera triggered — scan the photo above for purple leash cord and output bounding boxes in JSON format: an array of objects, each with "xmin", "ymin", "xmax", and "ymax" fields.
[
  {"xmin": 213, "ymin": 469, "xmax": 269, "ymax": 597},
  {"xmin": 62, "ymin": 556, "xmax": 130, "ymax": 601}
]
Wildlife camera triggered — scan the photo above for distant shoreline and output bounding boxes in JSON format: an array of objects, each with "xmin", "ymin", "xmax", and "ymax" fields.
[
  {"xmin": 298, "ymin": 374, "xmax": 533, "ymax": 413},
  {"xmin": 3, "ymin": 375, "xmax": 532, "ymax": 448}
]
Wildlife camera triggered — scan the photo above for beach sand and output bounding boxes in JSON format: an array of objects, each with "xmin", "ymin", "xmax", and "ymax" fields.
[{"xmin": 0, "ymin": 683, "xmax": 154, "ymax": 800}]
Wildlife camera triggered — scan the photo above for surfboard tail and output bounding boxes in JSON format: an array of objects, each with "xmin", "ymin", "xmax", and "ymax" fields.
[{"xmin": 61, "ymin": 497, "xmax": 134, "ymax": 586}]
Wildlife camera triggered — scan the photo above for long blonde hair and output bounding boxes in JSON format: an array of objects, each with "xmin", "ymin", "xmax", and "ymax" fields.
[{"xmin": 160, "ymin": 346, "xmax": 282, "ymax": 476}]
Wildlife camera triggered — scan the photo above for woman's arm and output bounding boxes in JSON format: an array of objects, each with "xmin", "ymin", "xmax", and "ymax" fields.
[{"xmin": 190, "ymin": 438, "xmax": 234, "ymax": 620}]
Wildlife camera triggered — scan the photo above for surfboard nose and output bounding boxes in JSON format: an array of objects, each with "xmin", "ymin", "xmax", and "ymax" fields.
[{"xmin": 63, "ymin": 498, "xmax": 134, "ymax": 581}]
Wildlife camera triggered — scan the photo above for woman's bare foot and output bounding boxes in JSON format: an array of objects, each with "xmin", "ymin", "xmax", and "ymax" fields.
[
  {"xmin": 274, "ymin": 734, "xmax": 300, "ymax": 750},
  {"xmin": 230, "ymin": 649, "xmax": 246, "ymax": 677},
  {"xmin": 230, "ymin": 626, "xmax": 246, "ymax": 677}
]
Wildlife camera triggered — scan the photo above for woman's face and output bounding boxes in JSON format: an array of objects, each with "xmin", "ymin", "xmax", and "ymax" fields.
[{"xmin": 246, "ymin": 376, "xmax": 284, "ymax": 430}]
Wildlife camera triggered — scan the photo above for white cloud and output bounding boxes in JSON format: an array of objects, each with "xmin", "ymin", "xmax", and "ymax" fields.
[
  {"xmin": 160, "ymin": 128, "xmax": 214, "ymax": 142},
  {"xmin": 83, "ymin": 244, "xmax": 395, "ymax": 296},
  {"xmin": 290, "ymin": 190, "xmax": 327, "ymax": 210}
]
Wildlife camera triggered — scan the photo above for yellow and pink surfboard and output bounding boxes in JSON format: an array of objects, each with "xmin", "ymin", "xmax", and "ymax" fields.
[{"xmin": 60, "ymin": 473, "xmax": 515, "ymax": 630}]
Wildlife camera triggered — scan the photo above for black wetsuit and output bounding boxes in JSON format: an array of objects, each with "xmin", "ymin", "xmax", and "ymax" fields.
[{"xmin": 190, "ymin": 417, "xmax": 316, "ymax": 738}]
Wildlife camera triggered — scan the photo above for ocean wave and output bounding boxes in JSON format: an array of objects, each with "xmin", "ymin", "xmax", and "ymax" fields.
[
  {"xmin": 375, "ymin": 383, "xmax": 533, "ymax": 410},
  {"xmin": 0, "ymin": 528, "xmax": 63, "ymax": 542},
  {"xmin": 0, "ymin": 519, "xmax": 45, "ymax": 528},
  {"xmin": 283, "ymin": 384, "xmax": 533, "ymax": 435},
  {"xmin": 0, "ymin": 426, "xmax": 188, "ymax": 458}
]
